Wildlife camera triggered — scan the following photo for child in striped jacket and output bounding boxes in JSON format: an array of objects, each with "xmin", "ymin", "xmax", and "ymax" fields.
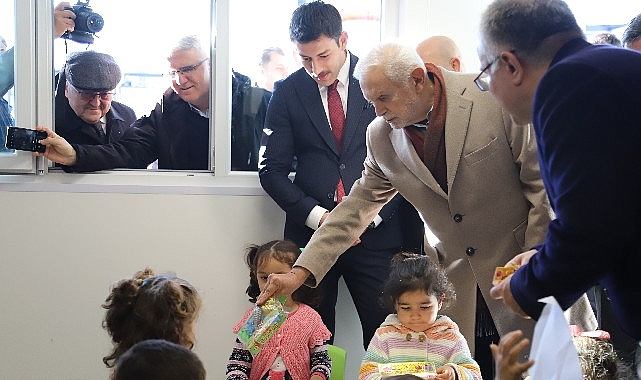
[{"xmin": 359, "ymin": 253, "xmax": 481, "ymax": 380}]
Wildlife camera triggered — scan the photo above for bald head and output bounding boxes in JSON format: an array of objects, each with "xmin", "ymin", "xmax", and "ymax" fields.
[{"xmin": 416, "ymin": 36, "xmax": 463, "ymax": 72}]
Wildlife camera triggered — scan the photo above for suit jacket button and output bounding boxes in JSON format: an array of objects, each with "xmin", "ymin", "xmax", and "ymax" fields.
[
  {"xmin": 453, "ymin": 214, "xmax": 463, "ymax": 223},
  {"xmin": 327, "ymin": 192, "xmax": 334, "ymax": 199},
  {"xmin": 466, "ymin": 247, "xmax": 476, "ymax": 256},
  {"xmin": 339, "ymin": 163, "xmax": 346, "ymax": 170}
]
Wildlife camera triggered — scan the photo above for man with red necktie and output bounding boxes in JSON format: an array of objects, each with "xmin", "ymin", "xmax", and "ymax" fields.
[{"xmin": 259, "ymin": 1, "xmax": 424, "ymax": 349}]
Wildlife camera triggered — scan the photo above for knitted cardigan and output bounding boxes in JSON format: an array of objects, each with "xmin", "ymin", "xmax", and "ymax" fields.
[
  {"xmin": 227, "ymin": 303, "xmax": 331, "ymax": 380},
  {"xmin": 359, "ymin": 314, "xmax": 481, "ymax": 380}
]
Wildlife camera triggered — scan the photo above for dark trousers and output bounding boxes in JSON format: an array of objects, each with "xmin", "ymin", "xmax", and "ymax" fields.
[
  {"xmin": 314, "ymin": 243, "xmax": 397, "ymax": 349},
  {"xmin": 475, "ymin": 286, "xmax": 499, "ymax": 380}
]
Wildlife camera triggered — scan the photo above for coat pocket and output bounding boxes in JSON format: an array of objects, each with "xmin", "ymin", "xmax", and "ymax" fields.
[{"xmin": 463, "ymin": 136, "xmax": 498, "ymax": 166}]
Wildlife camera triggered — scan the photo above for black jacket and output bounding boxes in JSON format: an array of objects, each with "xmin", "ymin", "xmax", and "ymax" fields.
[{"xmin": 68, "ymin": 88, "xmax": 210, "ymax": 171}]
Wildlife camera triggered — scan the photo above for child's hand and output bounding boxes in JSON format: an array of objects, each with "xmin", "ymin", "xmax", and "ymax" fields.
[
  {"xmin": 309, "ymin": 374, "xmax": 324, "ymax": 380},
  {"xmin": 433, "ymin": 364, "xmax": 456, "ymax": 380},
  {"xmin": 490, "ymin": 330, "xmax": 535, "ymax": 380}
]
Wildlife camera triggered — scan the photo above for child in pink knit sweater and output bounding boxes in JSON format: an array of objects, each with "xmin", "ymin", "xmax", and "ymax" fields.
[
  {"xmin": 226, "ymin": 240, "xmax": 332, "ymax": 380},
  {"xmin": 359, "ymin": 253, "xmax": 481, "ymax": 380}
]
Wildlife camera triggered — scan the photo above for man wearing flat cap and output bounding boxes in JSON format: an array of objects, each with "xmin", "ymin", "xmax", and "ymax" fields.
[{"xmin": 55, "ymin": 50, "xmax": 136, "ymax": 145}]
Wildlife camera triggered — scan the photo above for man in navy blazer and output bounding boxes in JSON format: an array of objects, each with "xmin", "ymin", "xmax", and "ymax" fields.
[
  {"xmin": 479, "ymin": 0, "xmax": 641, "ymax": 344},
  {"xmin": 259, "ymin": 1, "xmax": 424, "ymax": 348}
]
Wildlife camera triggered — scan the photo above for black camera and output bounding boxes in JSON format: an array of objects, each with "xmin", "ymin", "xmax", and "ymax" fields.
[{"xmin": 62, "ymin": 0, "xmax": 104, "ymax": 44}]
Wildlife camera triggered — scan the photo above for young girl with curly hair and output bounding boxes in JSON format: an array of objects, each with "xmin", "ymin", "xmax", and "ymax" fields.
[
  {"xmin": 102, "ymin": 268, "xmax": 201, "ymax": 368},
  {"xmin": 226, "ymin": 240, "xmax": 331, "ymax": 380},
  {"xmin": 359, "ymin": 253, "xmax": 481, "ymax": 380}
]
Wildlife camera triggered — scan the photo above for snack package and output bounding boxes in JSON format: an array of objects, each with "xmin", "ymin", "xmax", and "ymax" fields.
[
  {"xmin": 378, "ymin": 361, "xmax": 437, "ymax": 379},
  {"xmin": 492, "ymin": 265, "xmax": 520, "ymax": 286},
  {"xmin": 237, "ymin": 296, "xmax": 288, "ymax": 355}
]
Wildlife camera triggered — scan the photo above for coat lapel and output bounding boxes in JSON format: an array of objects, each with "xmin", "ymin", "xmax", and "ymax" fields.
[
  {"xmin": 343, "ymin": 53, "xmax": 367, "ymax": 154},
  {"xmin": 294, "ymin": 70, "xmax": 340, "ymax": 156},
  {"xmin": 389, "ymin": 127, "xmax": 446, "ymax": 198},
  {"xmin": 442, "ymin": 74, "xmax": 472, "ymax": 190}
]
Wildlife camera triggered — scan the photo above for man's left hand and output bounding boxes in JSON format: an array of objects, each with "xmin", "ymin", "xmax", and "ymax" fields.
[{"xmin": 490, "ymin": 275, "xmax": 530, "ymax": 319}]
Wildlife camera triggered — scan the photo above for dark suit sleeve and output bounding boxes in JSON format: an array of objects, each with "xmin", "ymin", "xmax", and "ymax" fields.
[
  {"xmin": 64, "ymin": 104, "xmax": 161, "ymax": 172},
  {"xmin": 259, "ymin": 81, "xmax": 321, "ymax": 225}
]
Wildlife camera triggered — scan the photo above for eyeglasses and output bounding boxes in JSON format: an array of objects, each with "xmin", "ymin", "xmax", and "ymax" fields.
[
  {"xmin": 69, "ymin": 84, "xmax": 114, "ymax": 101},
  {"xmin": 474, "ymin": 55, "xmax": 500, "ymax": 92},
  {"xmin": 167, "ymin": 58, "xmax": 208, "ymax": 78}
]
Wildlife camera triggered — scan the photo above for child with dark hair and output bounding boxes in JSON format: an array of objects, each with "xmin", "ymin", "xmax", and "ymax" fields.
[
  {"xmin": 113, "ymin": 339, "xmax": 206, "ymax": 380},
  {"xmin": 102, "ymin": 268, "xmax": 201, "ymax": 368},
  {"xmin": 226, "ymin": 240, "xmax": 331, "ymax": 380},
  {"xmin": 359, "ymin": 253, "xmax": 481, "ymax": 380}
]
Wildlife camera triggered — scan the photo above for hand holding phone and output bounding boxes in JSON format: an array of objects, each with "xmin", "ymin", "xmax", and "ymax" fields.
[{"xmin": 5, "ymin": 127, "xmax": 48, "ymax": 153}]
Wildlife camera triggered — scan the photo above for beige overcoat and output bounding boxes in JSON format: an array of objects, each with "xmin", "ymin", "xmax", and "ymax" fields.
[{"xmin": 296, "ymin": 70, "xmax": 591, "ymax": 353}]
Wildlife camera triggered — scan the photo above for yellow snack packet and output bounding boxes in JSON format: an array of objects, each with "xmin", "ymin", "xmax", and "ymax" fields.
[
  {"xmin": 492, "ymin": 265, "xmax": 520, "ymax": 286},
  {"xmin": 378, "ymin": 361, "xmax": 437, "ymax": 378}
]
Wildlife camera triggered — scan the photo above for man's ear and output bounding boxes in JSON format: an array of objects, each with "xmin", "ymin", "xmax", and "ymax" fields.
[
  {"xmin": 501, "ymin": 51, "xmax": 524, "ymax": 86},
  {"xmin": 411, "ymin": 67, "xmax": 426, "ymax": 89},
  {"xmin": 450, "ymin": 57, "xmax": 461, "ymax": 72}
]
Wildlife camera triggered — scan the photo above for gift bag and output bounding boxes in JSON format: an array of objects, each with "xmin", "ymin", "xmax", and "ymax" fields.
[
  {"xmin": 237, "ymin": 296, "xmax": 288, "ymax": 355},
  {"xmin": 529, "ymin": 296, "xmax": 582, "ymax": 380}
]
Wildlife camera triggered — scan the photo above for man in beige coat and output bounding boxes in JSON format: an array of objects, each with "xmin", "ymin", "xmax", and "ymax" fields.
[{"xmin": 257, "ymin": 42, "xmax": 590, "ymax": 378}]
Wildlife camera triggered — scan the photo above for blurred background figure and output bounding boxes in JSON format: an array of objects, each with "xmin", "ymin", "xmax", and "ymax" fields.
[
  {"xmin": 416, "ymin": 35, "xmax": 465, "ymax": 72},
  {"xmin": 257, "ymin": 47, "xmax": 290, "ymax": 92},
  {"xmin": 622, "ymin": 13, "xmax": 641, "ymax": 51},
  {"xmin": 1, "ymin": 34, "xmax": 13, "ymax": 153},
  {"xmin": 592, "ymin": 32, "xmax": 622, "ymax": 46}
]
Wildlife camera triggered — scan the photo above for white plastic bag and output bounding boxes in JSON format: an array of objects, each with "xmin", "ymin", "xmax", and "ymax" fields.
[{"xmin": 529, "ymin": 296, "xmax": 583, "ymax": 380}]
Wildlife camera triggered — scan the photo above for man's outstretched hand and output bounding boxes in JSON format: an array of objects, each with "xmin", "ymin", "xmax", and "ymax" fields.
[{"xmin": 256, "ymin": 267, "xmax": 310, "ymax": 305}]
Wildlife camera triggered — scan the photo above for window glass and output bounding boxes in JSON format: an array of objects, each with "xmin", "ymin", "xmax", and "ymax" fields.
[
  {"xmin": 1, "ymin": 0, "xmax": 16, "ymax": 155},
  {"xmin": 565, "ymin": 0, "xmax": 637, "ymax": 43},
  {"xmin": 228, "ymin": 0, "xmax": 381, "ymax": 172},
  {"xmin": 52, "ymin": 0, "xmax": 212, "ymax": 171}
]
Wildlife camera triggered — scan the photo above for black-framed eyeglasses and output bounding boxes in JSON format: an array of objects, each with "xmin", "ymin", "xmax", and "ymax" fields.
[
  {"xmin": 69, "ymin": 84, "xmax": 114, "ymax": 101},
  {"xmin": 166, "ymin": 58, "xmax": 208, "ymax": 78},
  {"xmin": 474, "ymin": 55, "xmax": 500, "ymax": 92}
]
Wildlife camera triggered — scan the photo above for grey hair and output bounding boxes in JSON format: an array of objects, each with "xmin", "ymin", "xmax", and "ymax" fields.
[
  {"xmin": 480, "ymin": 0, "xmax": 584, "ymax": 63},
  {"xmin": 622, "ymin": 13, "xmax": 641, "ymax": 47},
  {"xmin": 169, "ymin": 35, "xmax": 207, "ymax": 58},
  {"xmin": 354, "ymin": 42, "xmax": 426, "ymax": 88}
]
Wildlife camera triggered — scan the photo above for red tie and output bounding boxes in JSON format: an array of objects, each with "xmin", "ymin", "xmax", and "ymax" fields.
[{"xmin": 328, "ymin": 79, "xmax": 346, "ymax": 203}]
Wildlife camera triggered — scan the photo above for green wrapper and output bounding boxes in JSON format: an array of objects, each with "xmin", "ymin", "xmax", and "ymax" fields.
[{"xmin": 237, "ymin": 296, "xmax": 288, "ymax": 355}]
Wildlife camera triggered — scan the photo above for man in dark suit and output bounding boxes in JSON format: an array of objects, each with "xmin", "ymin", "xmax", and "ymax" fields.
[
  {"xmin": 479, "ymin": 0, "xmax": 641, "ymax": 357},
  {"xmin": 259, "ymin": 1, "xmax": 424, "ymax": 348}
]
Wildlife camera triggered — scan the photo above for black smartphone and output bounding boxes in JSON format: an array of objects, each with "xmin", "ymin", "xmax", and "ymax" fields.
[{"xmin": 5, "ymin": 127, "xmax": 47, "ymax": 153}]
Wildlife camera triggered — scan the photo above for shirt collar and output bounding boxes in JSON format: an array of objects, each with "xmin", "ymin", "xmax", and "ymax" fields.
[{"xmin": 189, "ymin": 103, "xmax": 210, "ymax": 118}]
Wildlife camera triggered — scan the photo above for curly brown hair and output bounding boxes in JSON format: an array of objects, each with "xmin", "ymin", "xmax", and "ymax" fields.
[{"xmin": 101, "ymin": 268, "xmax": 201, "ymax": 368}]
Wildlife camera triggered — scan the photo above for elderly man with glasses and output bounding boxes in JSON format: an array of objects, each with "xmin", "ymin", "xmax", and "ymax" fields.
[
  {"xmin": 38, "ymin": 35, "xmax": 217, "ymax": 171},
  {"xmin": 477, "ymin": 0, "xmax": 641, "ymax": 373},
  {"xmin": 55, "ymin": 50, "xmax": 136, "ymax": 146}
]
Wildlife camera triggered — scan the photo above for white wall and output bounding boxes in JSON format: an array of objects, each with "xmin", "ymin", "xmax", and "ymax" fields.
[{"xmin": 0, "ymin": 189, "xmax": 277, "ymax": 378}]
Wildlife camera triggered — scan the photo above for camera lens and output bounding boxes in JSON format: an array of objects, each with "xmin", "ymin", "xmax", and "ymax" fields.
[
  {"xmin": 76, "ymin": 8, "xmax": 104, "ymax": 34},
  {"xmin": 85, "ymin": 13, "xmax": 104, "ymax": 33}
]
